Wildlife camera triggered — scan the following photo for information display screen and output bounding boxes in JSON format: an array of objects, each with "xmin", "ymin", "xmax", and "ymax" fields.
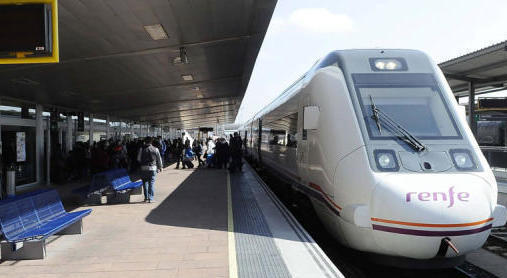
[{"xmin": 0, "ymin": 4, "xmax": 48, "ymax": 53}]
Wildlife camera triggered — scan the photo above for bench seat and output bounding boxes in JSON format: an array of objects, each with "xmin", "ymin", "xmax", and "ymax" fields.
[
  {"xmin": 114, "ymin": 180, "xmax": 143, "ymax": 191},
  {"xmin": 72, "ymin": 168, "xmax": 142, "ymax": 203},
  {"xmin": 0, "ymin": 190, "xmax": 92, "ymax": 260},
  {"xmin": 11, "ymin": 210, "xmax": 91, "ymax": 242}
]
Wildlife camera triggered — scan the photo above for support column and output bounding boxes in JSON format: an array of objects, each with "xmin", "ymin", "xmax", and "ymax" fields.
[
  {"xmin": 46, "ymin": 119, "xmax": 51, "ymax": 185},
  {"xmin": 118, "ymin": 120, "xmax": 123, "ymax": 140},
  {"xmin": 89, "ymin": 114, "xmax": 94, "ymax": 147},
  {"xmin": 35, "ymin": 104, "xmax": 44, "ymax": 184},
  {"xmin": 58, "ymin": 127, "xmax": 63, "ymax": 149},
  {"xmin": 106, "ymin": 115, "xmax": 110, "ymax": 140},
  {"xmin": 468, "ymin": 81, "xmax": 477, "ymax": 136},
  {"xmin": 66, "ymin": 116, "xmax": 73, "ymax": 153}
]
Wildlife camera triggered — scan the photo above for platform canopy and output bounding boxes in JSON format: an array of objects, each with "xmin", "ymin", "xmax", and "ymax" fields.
[
  {"xmin": 439, "ymin": 40, "xmax": 507, "ymax": 97},
  {"xmin": 0, "ymin": 0, "xmax": 276, "ymax": 129}
]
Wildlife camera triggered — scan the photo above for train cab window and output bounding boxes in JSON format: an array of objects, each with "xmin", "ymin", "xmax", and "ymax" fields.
[{"xmin": 354, "ymin": 74, "xmax": 461, "ymax": 140}]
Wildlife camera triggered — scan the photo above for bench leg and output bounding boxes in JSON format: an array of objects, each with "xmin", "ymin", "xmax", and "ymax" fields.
[
  {"xmin": 131, "ymin": 186, "xmax": 142, "ymax": 195},
  {"xmin": 1, "ymin": 240, "xmax": 46, "ymax": 260},
  {"xmin": 87, "ymin": 193, "xmax": 106, "ymax": 205},
  {"xmin": 56, "ymin": 219, "xmax": 83, "ymax": 235},
  {"xmin": 107, "ymin": 192, "xmax": 131, "ymax": 204}
]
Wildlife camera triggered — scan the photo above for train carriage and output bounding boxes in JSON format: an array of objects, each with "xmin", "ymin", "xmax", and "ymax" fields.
[{"xmin": 240, "ymin": 49, "xmax": 507, "ymax": 267}]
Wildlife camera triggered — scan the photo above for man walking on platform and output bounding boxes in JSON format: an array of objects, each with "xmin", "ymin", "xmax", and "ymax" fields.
[{"xmin": 137, "ymin": 137, "xmax": 163, "ymax": 203}]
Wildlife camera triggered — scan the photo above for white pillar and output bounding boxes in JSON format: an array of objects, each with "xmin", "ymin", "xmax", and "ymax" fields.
[
  {"xmin": 106, "ymin": 115, "xmax": 110, "ymax": 140},
  {"xmin": 58, "ymin": 127, "xmax": 63, "ymax": 149},
  {"xmin": 119, "ymin": 120, "xmax": 123, "ymax": 139},
  {"xmin": 66, "ymin": 116, "xmax": 73, "ymax": 153},
  {"xmin": 35, "ymin": 104, "xmax": 44, "ymax": 184},
  {"xmin": 89, "ymin": 114, "xmax": 94, "ymax": 147}
]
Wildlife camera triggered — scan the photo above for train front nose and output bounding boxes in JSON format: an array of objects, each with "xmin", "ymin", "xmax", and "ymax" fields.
[{"xmin": 370, "ymin": 173, "xmax": 493, "ymax": 259}]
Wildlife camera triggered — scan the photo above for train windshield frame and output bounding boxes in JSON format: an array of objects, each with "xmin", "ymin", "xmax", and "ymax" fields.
[{"xmin": 352, "ymin": 73, "xmax": 462, "ymax": 141}]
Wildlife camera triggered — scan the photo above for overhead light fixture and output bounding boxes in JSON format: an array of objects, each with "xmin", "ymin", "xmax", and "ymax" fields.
[
  {"xmin": 179, "ymin": 47, "xmax": 189, "ymax": 64},
  {"xmin": 172, "ymin": 47, "xmax": 189, "ymax": 64},
  {"xmin": 144, "ymin": 24, "xmax": 169, "ymax": 40},
  {"xmin": 172, "ymin": 56, "xmax": 182, "ymax": 64},
  {"xmin": 181, "ymin": 74, "xmax": 194, "ymax": 81}
]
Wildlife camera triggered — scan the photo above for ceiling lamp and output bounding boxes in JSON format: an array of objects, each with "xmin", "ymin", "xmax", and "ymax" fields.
[
  {"xmin": 144, "ymin": 24, "xmax": 169, "ymax": 40},
  {"xmin": 173, "ymin": 47, "xmax": 189, "ymax": 64},
  {"xmin": 181, "ymin": 74, "xmax": 194, "ymax": 81}
]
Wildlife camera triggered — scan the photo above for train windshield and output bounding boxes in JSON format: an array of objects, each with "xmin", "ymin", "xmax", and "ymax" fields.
[{"xmin": 353, "ymin": 74, "xmax": 461, "ymax": 140}]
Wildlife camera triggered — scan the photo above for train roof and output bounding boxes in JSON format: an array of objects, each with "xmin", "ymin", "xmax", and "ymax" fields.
[{"xmin": 244, "ymin": 49, "xmax": 429, "ymax": 125}]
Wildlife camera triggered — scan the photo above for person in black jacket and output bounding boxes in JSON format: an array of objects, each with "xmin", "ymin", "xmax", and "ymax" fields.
[
  {"xmin": 229, "ymin": 132, "xmax": 243, "ymax": 172},
  {"xmin": 137, "ymin": 137, "xmax": 163, "ymax": 203},
  {"xmin": 174, "ymin": 138, "xmax": 184, "ymax": 169}
]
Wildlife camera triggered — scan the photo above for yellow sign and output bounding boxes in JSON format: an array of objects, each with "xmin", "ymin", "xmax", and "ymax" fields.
[{"xmin": 0, "ymin": 0, "xmax": 59, "ymax": 64}]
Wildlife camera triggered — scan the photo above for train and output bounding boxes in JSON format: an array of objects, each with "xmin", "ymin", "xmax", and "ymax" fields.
[{"xmin": 239, "ymin": 49, "xmax": 507, "ymax": 268}]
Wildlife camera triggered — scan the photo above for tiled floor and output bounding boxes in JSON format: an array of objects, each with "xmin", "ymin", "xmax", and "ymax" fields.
[{"xmin": 0, "ymin": 166, "xmax": 229, "ymax": 278}]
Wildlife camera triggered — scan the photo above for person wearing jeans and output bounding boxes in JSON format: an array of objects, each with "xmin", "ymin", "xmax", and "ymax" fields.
[{"xmin": 137, "ymin": 137, "xmax": 163, "ymax": 203}]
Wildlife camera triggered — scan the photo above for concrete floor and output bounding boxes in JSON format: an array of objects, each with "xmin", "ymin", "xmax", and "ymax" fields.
[{"xmin": 0, "ymin": 167, "xmax": 229, "ymax": 278}]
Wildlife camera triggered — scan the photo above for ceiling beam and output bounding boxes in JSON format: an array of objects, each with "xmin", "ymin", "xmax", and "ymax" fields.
[
  {"xmin": 444, "ymin": 73, "xmax": 481, "ymax": 82},
  {"xmin": 109, "ymin": 96, "xmax": 238, "ymax": 114},
  {"xmin": 95, "ymin": 76, "xmax": 241, "ymax": 97},
  {"xmin": 147, "ymin": 110, "xmax": 235, "ymax": 121},
  {"xmin": 0, "ymin": 35, "xmax": 252, "ymax": 73},
  {"xmin": 459, "ymin": 59, "xmax": 507, "ymax": 75},
  {"xmin": 134, "ymin": 103, "xmax": 236, "ymax": 118},
  {"xmin": 140, "ymin": 109, "xmax": 236, "ymax": 122}
]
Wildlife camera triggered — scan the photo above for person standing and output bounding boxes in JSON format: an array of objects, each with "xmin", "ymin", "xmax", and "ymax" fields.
[
  {"xmin": 137, "ymin": 137, "xmax": 163, "ymax": 203},
  {"xmin": 174, "ymin": 138, "xmax": 184, "ymax": 169},
  {"xmin": 229, "ymin": 132, "xmax": 243, "ymax": 172}
]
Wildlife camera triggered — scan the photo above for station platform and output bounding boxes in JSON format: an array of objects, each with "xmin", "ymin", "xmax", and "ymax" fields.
[{"xmin": 0, "ymin": 163, "xmax": 341, "ymax": 278}]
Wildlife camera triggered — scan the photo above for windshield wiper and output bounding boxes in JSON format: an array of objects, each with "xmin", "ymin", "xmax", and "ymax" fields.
[
  {"xmin": 370, "ymin": 95, "xmax": 382, "ymax": 134},
  {"xmin": 369, "ymin": 95, "xmax": 426, "ymax": 152}
]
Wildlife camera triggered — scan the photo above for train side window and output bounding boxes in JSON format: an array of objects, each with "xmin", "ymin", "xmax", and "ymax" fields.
[
  {"xmin": 263, "ymin": 112, "xmax": 298, "ymax": 148},
  {"xmin": 286, "ymin": 112, "xmax": 298, "ymax": 147}
]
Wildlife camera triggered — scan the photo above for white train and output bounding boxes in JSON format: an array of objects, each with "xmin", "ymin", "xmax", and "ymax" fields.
[{"xmin": 240, "ymin": 49, "xmax": 507, "ymax": 267}]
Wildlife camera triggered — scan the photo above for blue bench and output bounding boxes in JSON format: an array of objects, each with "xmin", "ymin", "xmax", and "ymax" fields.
[
  {"xmin": 72, "ymin": 168, "xmax": 142, "ymax": 203},
  {"xmin": 0, "ymin": 189, "xmax": 91, "ymax": 260}
]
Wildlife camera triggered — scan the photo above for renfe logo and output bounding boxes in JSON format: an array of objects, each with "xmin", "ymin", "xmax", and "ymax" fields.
[{"xmin": 406, "ymin": 186, "xmax": 469, "ymax": 208}]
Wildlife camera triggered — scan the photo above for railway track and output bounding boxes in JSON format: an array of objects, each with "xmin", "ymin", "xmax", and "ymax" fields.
[
  {"xmin": 485, "ymin": 226, "xmax": 507, "ymax": 259},
  {"xmin": 253, "ymin": 165, "xmax": 498, "ymax": 278}
]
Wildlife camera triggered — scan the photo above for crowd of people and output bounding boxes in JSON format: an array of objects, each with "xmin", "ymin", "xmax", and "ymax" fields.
[{"xmin": 51, "ymin": 132, "xmax": 244, "ymax": 184}]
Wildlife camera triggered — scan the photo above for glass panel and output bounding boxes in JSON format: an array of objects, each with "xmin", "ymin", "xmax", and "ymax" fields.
[
  {"xmin": 263, "ymin": 113, "xmax": 298, "ymax": 148},
  {"xmin": 357, "ymin": 86, "xmax": 461, "ymax": 140},
  {"xmin": 1, "ymin": 126, "xmax": 37, "ymax": 186}
]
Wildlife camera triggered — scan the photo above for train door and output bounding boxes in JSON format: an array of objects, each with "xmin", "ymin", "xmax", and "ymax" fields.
[{"xmin": 297, "ymin": 95, "xmax": 310, "ymax": 182}]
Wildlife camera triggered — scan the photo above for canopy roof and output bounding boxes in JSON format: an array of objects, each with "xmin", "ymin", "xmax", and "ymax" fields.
[
  {"xmin": 0, "ymin": 0, "xmax": 277, "ymax": 129},
  {"xmin": 439, "ymin": 40, "xmax": 507, "ymax": 97}
]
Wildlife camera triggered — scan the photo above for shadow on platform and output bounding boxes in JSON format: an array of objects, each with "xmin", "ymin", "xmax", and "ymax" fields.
[{"xmin": 145, "ymin": 168, "xmax": 228, "ymax": 232}]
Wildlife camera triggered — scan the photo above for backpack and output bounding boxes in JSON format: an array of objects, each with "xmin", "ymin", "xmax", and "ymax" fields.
[{"xmin": 141, "ymin": 146, "xmax": 157, "ymax": 166}]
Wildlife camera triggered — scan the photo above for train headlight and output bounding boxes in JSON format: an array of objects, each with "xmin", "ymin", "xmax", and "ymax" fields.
[
  {"xmin": 374, "ymin": 150, "xmax": 399, "ymax": 172},
  {"xmin": 450, "ymin": 149, "xmax": 476, "ymax": 170},
  {"xmin": 369, "ymin": 58, "xmax": 407, "ymax": 71}
]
